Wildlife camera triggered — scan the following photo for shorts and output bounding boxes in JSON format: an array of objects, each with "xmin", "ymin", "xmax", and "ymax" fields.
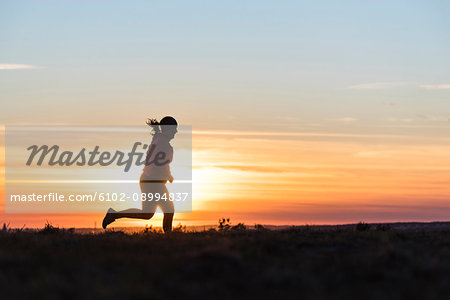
[{"xmin": 139, "ymin": 173, "xmax": 174, "ymax": 214}]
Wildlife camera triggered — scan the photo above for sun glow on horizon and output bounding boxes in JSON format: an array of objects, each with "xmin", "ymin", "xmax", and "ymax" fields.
[{"xmin": 1, "ymin": 127, "xmax": 450, "ymax": 227}]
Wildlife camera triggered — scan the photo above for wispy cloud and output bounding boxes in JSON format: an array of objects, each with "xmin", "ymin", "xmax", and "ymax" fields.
[
  {"xmin": 386, "ymin": 115, "xmax": 449, "ymax": 123},
  {"xmin": 330, "ymin": 117, "xmax": 357, "ymax": 123},
  {"xmin": 386, "ymin": 117, "xmax": 414, "ymax": 123},
  {"xmin": 348, "ymin": 82, "xmax": 450, "ymax": 90},
  {"xmin": 0, "ymin": 64, "xmax": 38, "ymax": 70},
  {"xmin": 347, "ymin": 82, "xmax": 407, "ymax": 90},
  {"xmin": 192, "ymin": 129, "xmax": 411, "ymax": 139},
  {"xmin": 415, "ymin": 114, "xmax": 447, "ymax": 121},
  {"xmin": 420, "ymin": 84, "xmax": 450, "ymax": 90}
]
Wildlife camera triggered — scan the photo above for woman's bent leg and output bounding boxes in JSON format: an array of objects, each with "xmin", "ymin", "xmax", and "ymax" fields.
[
  {"xmin": 114, "ymin": 208, "xmax": 154, "ymax": 220},
  {"xmin": 102, "ymin": 207, "xmax": 154, "ymax": 228}
]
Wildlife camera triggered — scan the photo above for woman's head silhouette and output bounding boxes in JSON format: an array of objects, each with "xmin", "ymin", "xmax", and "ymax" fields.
[
  {"xmin": 160, "ymin": 116, "xmax": 177, "ymax": 126},
  {"xmin": 146, "ymin": 116, "xmax": 178, "ymax": 140}
]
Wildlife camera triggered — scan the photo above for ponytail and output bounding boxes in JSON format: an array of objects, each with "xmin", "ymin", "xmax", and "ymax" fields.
[
  {"xmin": 146, "ymin": 118, "xmax": 161, "ymax": 145},
  {"xmin": 146, "ymin": 118, "xmax": 161, "ymax": 134}
]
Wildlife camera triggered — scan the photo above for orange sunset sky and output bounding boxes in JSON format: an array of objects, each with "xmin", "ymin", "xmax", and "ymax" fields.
[
  {"xmin": 1, "ymin": 1, "xmax": 450, "ymax": 227},
  {"xmin": 1, "ymin": 124, "xmax": 450, "ymax": 228}
]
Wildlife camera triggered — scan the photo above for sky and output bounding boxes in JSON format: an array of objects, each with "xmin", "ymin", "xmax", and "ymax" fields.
[{"xmin": 1, "ymin": 1, "xmax": 450, "ymax": 227}]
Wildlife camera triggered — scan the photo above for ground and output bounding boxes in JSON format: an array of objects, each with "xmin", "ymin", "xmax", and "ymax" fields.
[{"xmin": 0, "ymin": 222, "xmax": 449, "ymax": 299}]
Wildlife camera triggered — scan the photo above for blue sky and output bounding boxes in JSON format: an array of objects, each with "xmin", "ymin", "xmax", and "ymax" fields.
[
  {"xmin": 1, "ymin": 1, "xmax": 450, "ymax": 226},
  {"xmin": 1, "ymin": 0, "xmax": 449, "ymax": 131}
]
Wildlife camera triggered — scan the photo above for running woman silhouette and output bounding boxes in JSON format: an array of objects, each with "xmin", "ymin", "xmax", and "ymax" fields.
[{"xmin": 102, "ymin": 116, "xmax": 178, "ymax": 232}]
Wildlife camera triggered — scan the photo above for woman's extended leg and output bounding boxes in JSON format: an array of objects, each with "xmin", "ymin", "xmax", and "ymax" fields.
[
  {"xmin": 163, "ymin": 213, "xmax": 174, "ymax": 233},
  {"xmin": 161, "ymin": 191, "xmax": 175, "ymax": 233}
]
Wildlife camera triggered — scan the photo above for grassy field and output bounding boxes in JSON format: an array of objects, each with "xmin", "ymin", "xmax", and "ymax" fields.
[{"xmin": 0, "ymin": 222, "xmax": 449, "ymax": 299}]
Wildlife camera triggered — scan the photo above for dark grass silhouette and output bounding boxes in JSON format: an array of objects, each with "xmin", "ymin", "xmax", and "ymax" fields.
[{"xmin": 0, "ymin": 222, "xmax": 449, "ymax": 299}]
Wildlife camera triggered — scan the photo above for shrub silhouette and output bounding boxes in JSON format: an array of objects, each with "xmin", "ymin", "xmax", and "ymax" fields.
[
  {"xmin": 173, "ymin": 223, "xmax": 187, "ymax": 232},
  {"xmin": 143, "ymin": 224, "xmax": 152, "ymax": 233},
  {"xmin": 218, "ymin": 218, "xmax": 232, "ymax": 231},
  {"xmin": 218, "ymin": 219, "xmax": 247, "ymax": 231},
  {"xmin": 39, "ymin": 222, "xmax": 61, "ymax": 234},
  {"xmin": 254, "ymin": 224, "xmax": 267, "ymax": 231},
  {"xmin": 2, "ymin": 223, "xmax": 10, "ymax": 232},
  {"xmin": 232, "ymin": 223, "xmax": 246, "ymax": 231},
  {"xmin": 356, "ymin": 222, "xmax": 371, "ymax": 231},
  {"xmin": 39, "ymin": 222, "xmax": 74, "ymax": 234},
  {"xmin": 142, "ymin": 225, "xmax": 162, "ymax": 233},
  {"xmin": 376, "ymin": 224, "xmax": 391, "ymax": 231}
]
